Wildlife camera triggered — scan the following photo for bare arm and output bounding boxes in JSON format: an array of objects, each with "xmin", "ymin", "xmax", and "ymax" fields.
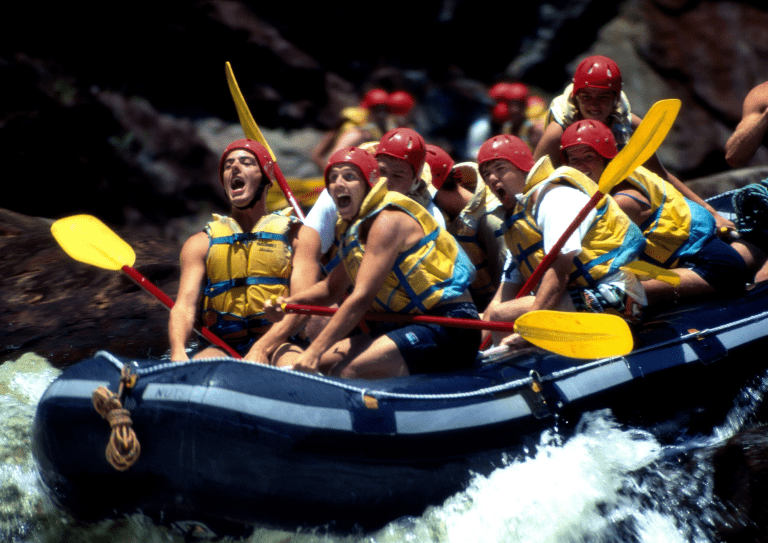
[
  {"xmin": 263, "ymin": 255, "xmax": 351, "ymax": 323},
  {"xmin": 726, "ymin": 82, "xmax": 768, "ymax": 168},
  {"xmin": 329, "ymin": 127, "xmax": 372, "ymax": 155},
  {"xmin": 245, "ymin": 224, "xmax": 310, "ymax": 364},
  {"xmin": 611, "ymin": 181, "xmax": 652, "ymax": 227},
  {"xmin": 529, "ymin": 253, "xmax": 572, "ymax": 311},
  {"xmin": 532, "ymin": 121, "xmax": 565, "ymax": 165},
  {"xmin": 477, "ymin": 214, "xmax": 505, "ymax": 293},
  {"xmin": 290, "ymin": 224, "xmax": 324, "ymax": 293},
  {"xmin": 291, "ymin": 210, "xmax": 423, "ymax": 373},
  {"xmin": 493, "ymin": 253, "xmax": 571, "ymax": 350},
  {"xmin": 168, "ymin": 232, "xmax": 209, "ymax": 361},
  {"xmin": 631, "ymin": 114, "xmax": 736, "ymax": 232},
  {"xmin": 310, "ymin": 130, "xmax": 338, "ymax": 171},
  {"xmin": 527, "ymin": 121, "xmax": 544, "ymax": 153}
]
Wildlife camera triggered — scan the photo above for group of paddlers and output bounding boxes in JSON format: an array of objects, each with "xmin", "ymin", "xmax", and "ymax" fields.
[{"xmin": 167, "ymin": 55, "xmax": 768, "ymax": 379}]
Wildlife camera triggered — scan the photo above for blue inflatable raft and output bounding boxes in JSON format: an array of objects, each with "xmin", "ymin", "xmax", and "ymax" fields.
[{"xmin": 32, "ymin": 192, "xmax": 768, "ymax": 534}]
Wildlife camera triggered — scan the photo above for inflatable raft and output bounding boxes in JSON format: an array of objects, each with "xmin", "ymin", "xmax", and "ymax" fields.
[{"xmin": 32, "ymin": 192, "xmax": 768, "ymax": 534}]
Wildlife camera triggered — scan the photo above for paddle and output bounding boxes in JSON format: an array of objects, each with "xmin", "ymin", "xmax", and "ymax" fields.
[
  {"xmin": 477, "ymin": 99, "xmax": 681, "ymax": 352},
  {"xmin": 279, "ymin": 303, "xmax": 633, "ymax": 359},
  {"xmin": 516, "ymin": 98, "xmax": 682, "ymax": 298},
  {"xmin": 50, "ymin": 214, "xmax": 242, "ymax": 359},
  {"xmin": 624, "ymin": 261, "xmax": 680, "ymax": 286},
  {"xmin": 225, "ymin": 61, "xmax": 306, "ymax": 221}
]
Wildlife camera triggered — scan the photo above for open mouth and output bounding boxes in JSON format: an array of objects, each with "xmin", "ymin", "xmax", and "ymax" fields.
[
  {"xmin": 230, "ymin": 177, "xmax": 246, "ymax": 194},
  {"xmin": 334, "ymin": 194, "xmax": 352, "ymax": 208}
]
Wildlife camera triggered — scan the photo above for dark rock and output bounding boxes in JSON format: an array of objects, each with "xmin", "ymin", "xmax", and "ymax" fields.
[
  {"xmin": 0, "ymin": 209, "xmax": 180, "ymax": 366},
  {"xmin": 5, "ymin": 0, "xmax": 768, "ymax": 234}
]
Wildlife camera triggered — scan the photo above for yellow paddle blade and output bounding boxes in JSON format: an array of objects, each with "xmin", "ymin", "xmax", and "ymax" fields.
[
  {"xmin": 225, "ymin": 61, "xmax": 277, "ymax": 161},
  {"xmin": 624, "ymin": 261, "xmax": 681, "ymax": 286},
  {"xmin": 598, "ymin": 99, "xmax": 682, "ymax": 194},
  {"xmin": 515, "ymin": 310, "xmax": 633, "ymax": 359},
  {"xmin": 51, "ymin": 215, "xmax": 136, "ymax": 271}
]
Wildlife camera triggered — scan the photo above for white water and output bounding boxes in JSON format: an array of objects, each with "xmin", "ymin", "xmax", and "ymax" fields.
[{"xmin": 2, "ymin": 353, "xmax": 765, "ymax": 543}]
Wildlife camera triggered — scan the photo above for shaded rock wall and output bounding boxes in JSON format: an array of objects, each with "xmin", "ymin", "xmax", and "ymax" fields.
[
  {"xmin": 4, "ymin": 0, "xmax": 768, "ymax": 235},
  {"xmin": 0, "ymin": 210, "xmax": 179, "ymax": 365}
]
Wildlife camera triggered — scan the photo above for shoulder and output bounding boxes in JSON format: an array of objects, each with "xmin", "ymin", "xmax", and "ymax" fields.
[
  {"xmin": 534, "ymin": 121, "xmax": 565, "ymax": 158},
  {"xmin": 743, "ymin": 82, "xmax": 768, "ymax": 113},
  {"xmin": 373, "ymin": 206, "xmax": 417, "ymax": 226},
  {"xmin": 180, "ymin": 231, "xmax": 209, "ymax": 264},
  {"xmin": 537, "ymin": 184, "xmax": 589, "ymax": 210},
  {"xmin": 539, "ymin": 121, "xmax": 565, "ymax": 147},
  {"xmin": 369, "ymin": 207, "xmax": 421, "ymax": 238},
  {"xmin": 542, "ymin": 120, "xmax": 564, "ymax": 137}
]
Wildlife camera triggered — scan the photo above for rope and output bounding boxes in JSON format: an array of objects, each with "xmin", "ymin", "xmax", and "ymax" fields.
[
  {"xmin": 92, "ymin": 364, "xmax": 141, "ymax": 471},
  {"xmin": 93, "ymin": 303, "xmax": 768, "ymax": 406},
  {"xmin": 733, "ymin": 179, "xmax": 768, "ymax": 233}
]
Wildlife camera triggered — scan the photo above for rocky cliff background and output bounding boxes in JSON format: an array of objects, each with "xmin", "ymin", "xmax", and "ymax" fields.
[{"xmin": 3, "ymin": 0, "xmax": 768, "ymax": 364}]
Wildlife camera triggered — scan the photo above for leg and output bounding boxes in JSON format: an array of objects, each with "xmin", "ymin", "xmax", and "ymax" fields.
[
  {"xmin": 271, "ymin": 342, "xmax": 306, "ymax": 368},
  {"xmin": 731, "ymin": 239, "xmax": 768, "ymax": 282},
  {"xmin": 192, "ymin": 346, "xmax": 232, "ymax": 359},
  {"xmin": 486, "ymin": 292, "xmax": 575, "ymax": 347},
  {"xmin": 271, "ymin": 334, "xmax": 409, "ymax": 378},
  {"xmin": 326, "ymin": 335, "xmax": 409, "ymax": 379},
  {"xmin": 485, "ymin": 295, "xmax": 537, "ymax": 346},
  {"xmin": 642, "ymin": 268, "xmax": 715, "ymax": 306}
]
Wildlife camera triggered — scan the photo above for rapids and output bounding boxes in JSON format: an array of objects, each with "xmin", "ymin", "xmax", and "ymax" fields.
[{"xmin": 2, "ymin": 352, "xmax": 765, "ymax": 543}]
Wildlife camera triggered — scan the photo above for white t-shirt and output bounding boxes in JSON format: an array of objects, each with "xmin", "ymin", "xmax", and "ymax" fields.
[
  {"xmin": 425, "ymin": 199, "xmax": 447, "ymax": 229},
  {"xmin": 502, "ymin": 184, "xmax": 646, "ymax": 305},
  {"xmin": 304, "ymin": 187, "xmax": 446, "ymax": 253},
  {"xmin": 303, "ymin": 188, "xmax": 338, "ymax": 254}
]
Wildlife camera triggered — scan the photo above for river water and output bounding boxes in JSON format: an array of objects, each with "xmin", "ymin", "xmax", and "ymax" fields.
[{"xmin": 2, "ymin": 351, "xmax": 765, "ymax": 543}]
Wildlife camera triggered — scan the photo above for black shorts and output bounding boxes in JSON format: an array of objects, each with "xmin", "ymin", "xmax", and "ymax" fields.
[
  {"xmin": 370, "ymin": 302, "xmax": 481, "ymax": 374},
  {"xmin": 676, "ymin": 236, "xmax": 749, "ymax": 293}
]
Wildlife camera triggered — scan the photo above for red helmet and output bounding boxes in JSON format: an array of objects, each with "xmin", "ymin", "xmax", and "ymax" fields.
[
  {"xmin": 375, "ymin": 128, "xmax": 427, "ymax": 177},
  {"xmin": 360, "ymin": 88, "xmax": 389, "ymax": 109},
  {"xmin": 572, "ymin": 55, "xmax": 622, "ymax": 96},
  {"xmin": 560, "ymin": 119, "xmax": 618, "ymax": 160},
  {"xmin": 491, "ymin": 101, "xmax": 510, "ymax": 124},
  {"xmin": 477, "ymin": 135, "xmax": 534, "ymax": 173},
  {"xmin": 324, "ymin": 146, "xmax": 379, "ymax": 188},
  {"xmin": 489, "ymin": 82, "xmax": 528, "ymax": 103},
  {"xmin": 388, "ymin": 90, "xmax": 416, "ymax": 116},
  {"xmin": 425, "ymin": 144, "xmax": 455, "ymax": 190},
  {"xmin": 219, "ymin": 139, "xmax": 275, "ymax": 185}
]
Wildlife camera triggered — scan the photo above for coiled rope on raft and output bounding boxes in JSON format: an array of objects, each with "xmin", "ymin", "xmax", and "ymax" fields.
[
  {"xmin": 733, "ymin": 179, "xmax": 768, "ymax": 233},
  {"xmin": 92, "ymin": 364, "xmax": 141, "ymax": 471}
]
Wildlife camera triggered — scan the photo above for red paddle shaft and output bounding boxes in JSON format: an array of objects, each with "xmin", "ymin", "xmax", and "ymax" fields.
[
  {"xmin": 282, "ymin": 303, "xmax": 517, "ymax": 333},
  {"xmin": 516, "ymin": 190, "xmax": 603, "ymax": 298},
  {"xmin": 120, "ymin": 265, "xmax": 242, "ymax": 358},
  {"xmin": 273, "ymin": 162, "xmax": 306, "ymax": 221},
  {"xmin": 478, "ymin": 190, "xmax": 604, "ymax": 350}
]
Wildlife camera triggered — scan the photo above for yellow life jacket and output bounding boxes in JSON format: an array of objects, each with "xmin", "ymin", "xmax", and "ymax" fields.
[
  {"xmin": 619, "ymin": 167, "xmax": 715, "ymax": 267},
  {"xmin": 201, "ymin": 210, "xmax": 296, "ymax": 341},
  {"xmin": 547, "ymin": 84, "xmax": 634, "ymax": 148},
  {"xmin": 498, "ymin": 161, "xmax": 646, "ymax": 289},
  {"xmin": 335, "ymin": 180, "xmax": 474, "ymax": 314},
  {"xmin": 447, "ymin": 174, "xmax": 505, "ymax": 310}
]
